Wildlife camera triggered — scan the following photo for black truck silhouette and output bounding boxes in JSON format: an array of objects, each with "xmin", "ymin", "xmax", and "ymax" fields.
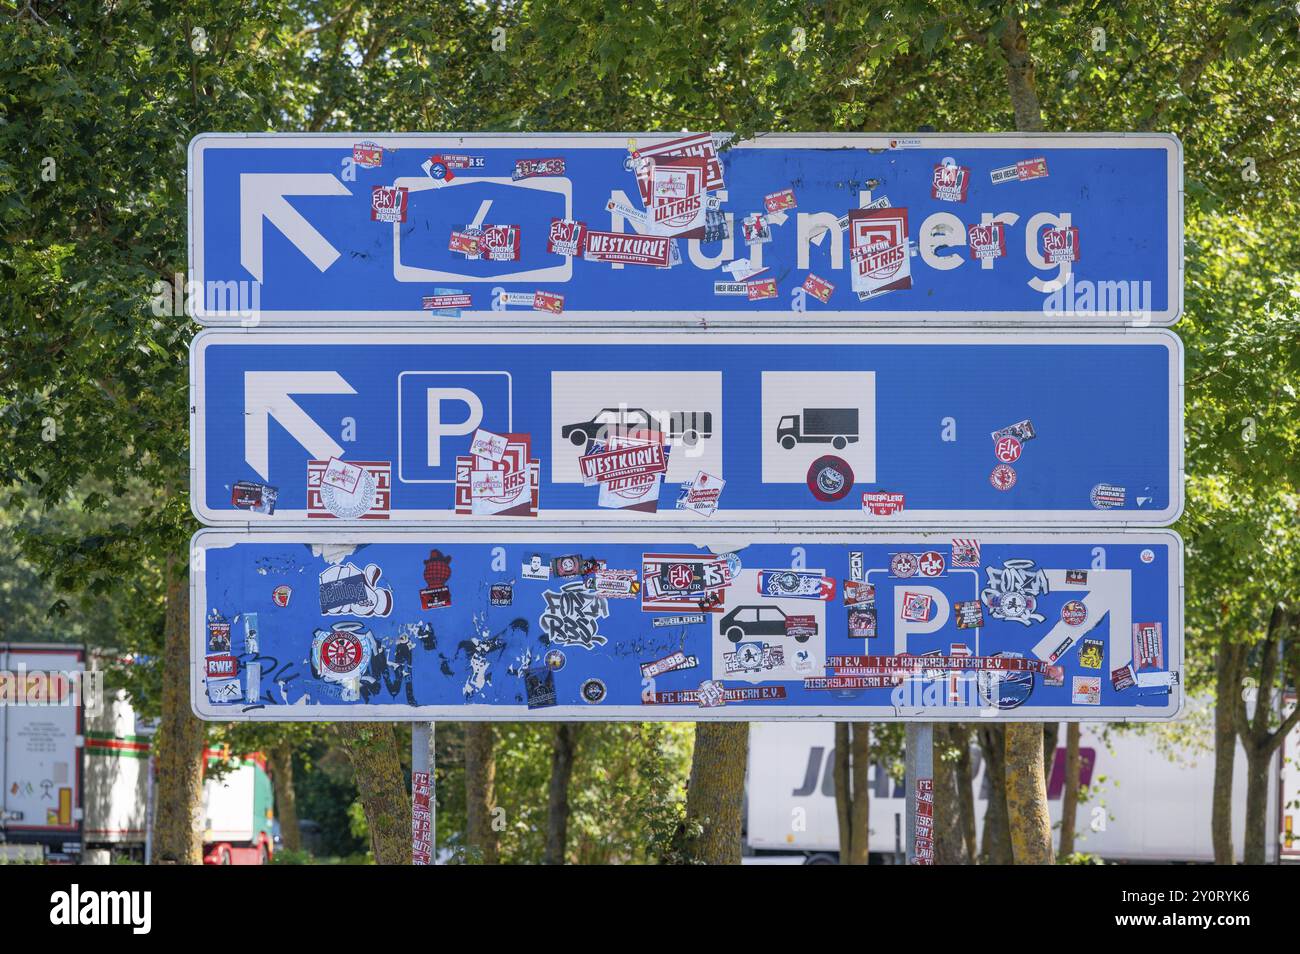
[
  {"xmin": 776, "ymin": 408, "xmax": 859, "ymax": 450},
  {"xmin": 561, "ymin": 407, "xmax": 713, "ymax": 448}
]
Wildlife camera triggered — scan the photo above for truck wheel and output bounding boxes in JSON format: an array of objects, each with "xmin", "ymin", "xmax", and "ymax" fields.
[
  {"xmin": 569, "ymin": 430, "xmax": 588, "ymax": 447},
  {"xmin": 725, "ymin": 626, "xmax": 745, "ymax": 643},
  {"xmin": 681, "ymin": 429, "xmax": 700, "ymax": 448},
  {"xmin": 832, "ymin": 436, "xmax": 847, "ymax": 450},
  {"xmin": 780, "ymin": 436, "xmax": 796, "ymax": 449}
]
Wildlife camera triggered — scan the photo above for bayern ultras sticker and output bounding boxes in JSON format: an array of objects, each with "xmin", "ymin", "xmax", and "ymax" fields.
[{"xmin": 807, "ymin": 455, "xmax": 855, "ymax": 502}]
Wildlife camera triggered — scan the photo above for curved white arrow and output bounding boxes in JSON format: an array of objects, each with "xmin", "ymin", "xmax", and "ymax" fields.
[
  {"xmin": 240, "ymin": 174, "xmax": 351, "ymax": 282},
  {"xmin": 244, "ymin": 371, "xmax": 356, "ymax": 481}
]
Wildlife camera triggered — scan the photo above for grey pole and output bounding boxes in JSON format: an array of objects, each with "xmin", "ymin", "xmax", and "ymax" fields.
[
  {"xmin": 904, "ymin": 722, "xmax": 934, "ymax": 864},
  {"xmin": 411, "ymin": 722, "xmax": 435, "ymax": 865}
]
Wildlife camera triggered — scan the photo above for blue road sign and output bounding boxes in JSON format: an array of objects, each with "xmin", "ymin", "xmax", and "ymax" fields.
[
  {"xmin": 190, "ymin": 329, "xmax": 1183, "ymax": 527},
  {"xmin": 190, "ymin": 529, "xmax": 1183, "ymax": 722},
  {"xmin": 188, "ymin": 132, "xmax": 1182, "ymax": 325}
]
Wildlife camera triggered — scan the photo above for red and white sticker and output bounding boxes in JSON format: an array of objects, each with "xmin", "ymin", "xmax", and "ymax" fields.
[
  {"xmin": 849, "ymin": 208, "xmax": 911, "ymax": 297},
  {"xmin": 968, "ymin": 222, "xmax": 1007, "ymax": 260},
  {"xmin": 990, "ymin": 463, "xmax": 1017, "ymax": 491},
  {"xmin": 917, "ymin": 551, "xmax": 946, "ymax": 577},
  {"xmin": 322, "ymin": 457, "xmax": 365, "ymax": 494},
  {"xmin": 1042, "ymin": 225, "xmax": 1080, "ymax": 263},
  {"xmin": 533, "ymin": 290, "xmax": 565, "ymax": 314},
  {"xmin": 802, "ymin": 273, "xmax": 834, "ymax": 304},
  {"xmin": 352, "ymin": 142, "xmax": 383, "ymax": 168},
  {"xmin": 449, "ymin": 231, "xmax": 480, "ymax": 256},
  {"xmin": 747, "ymin": 277, "xmax": 777, "ymax": 301},
  {"xmin": 479, "ymin": 225, "xmax": 521, "ymax": 261},
  {"xmin": 862, "ymin": 491, "xmax": 905, "ymax": 515},
  {"xmin": 513, "ymin": 157, "xmax": 565, "ymax": 180},
  {"xmin": 647, "ymin": 157, "xmax": 708, "ymax": 236},
  {"xmin": 764, "ymin": 188, "xmax": 797, "ymax": 213},
  {"xmin": 994, "ymin": 435, "xmax": 1022, "ymax": 463},
  {"xmin": 1061, "ymin": 599, "xmax": 1088, "ymax": 626},
  {"xmin": 584, "ymin": 231, "xmax": 672, "ymax": 267},
  {"xmin": 547, "ymin": 218, "xmax": 587, "ymax": 257},
  {"xmin": 370, "ymin": 186, "xmax": 408, "ymax": 223},
  {"xmin": 469, "ymin": 428, "xmax": 508, "ymax": 463},
  {"xmin": 931, "ymin": 162, "xmax": 970, "ymax": 203},
  {"xmin": 422, "ymin": 293, "xmax": 472, "ymax": 310},
  {"xmin": 991, "ymin": 157, "xmax": 1048, "ymax": 184}
]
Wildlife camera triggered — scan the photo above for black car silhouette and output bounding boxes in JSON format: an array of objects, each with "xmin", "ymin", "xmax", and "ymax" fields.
[{"xmin": 721, "ymin": 605, "xmax": 813, "ymax": 643}]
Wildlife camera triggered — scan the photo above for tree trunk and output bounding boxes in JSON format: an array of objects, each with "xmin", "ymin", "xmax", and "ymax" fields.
[
  {"xmin": 998, "ymin": 13, "xmax": 1045, "ymax": 131},
  {"xmin": 1058, "ymin": 723, "xmax": 1081, "ymax": 860},
  {"xmin": 847, "ymin": 723, "xmax": 870, "ymax": 864},
  {"xmin": 976, "ymin": 725, "xmax": 1013, "ymax": 864},
  {"xmin": 682, "ymin": 722, "xmax": 748, "ymax": 864},
  {"xmin": 950, "ymin": 725, "xmax": 978, "ymax": 864},
  {"xmin": 152, "ymin": 556, "xmax": 206, "ymax": 864},
  {"xmin": 268, "ymin": 741, "xmax": 301, "ymax": 853},
  {"xmin": 1212, "ymin": 631, "xmax": 1243, "ymax": 864},
  {"xmin": 833, "ymin": 723, "xmax": 851, "ymax": 860},
  {"xmin": 464, "ymin": 722, "xmax": 499, "ymax": 864},
  {"xmin": 1242, "ymin": 744, "xmax": 1271, "ymax": 865},
  {"xmin": 934, "ymin": 726, "xmax": 966, "ymax": 865},
  {"xmin": 338, "ymin": 722, "xmax": 411, "ymax": 865},
  {"xmin": 1043, "ymin": 722, "xmax": 1059, "ymax": 780},
  {"xmin": 544, "ymin": 722, "xmax": 581, "ymax": 865},
  {"xmin": 1005, "ymin": 723, "xmax": 1053, "ymax": 864}
]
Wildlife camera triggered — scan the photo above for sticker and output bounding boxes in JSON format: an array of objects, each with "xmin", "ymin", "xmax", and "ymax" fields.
[
  {"xmin": 1090, "ymin": 483, "xmax": 1126, "ymax": 509},
  {"xmin": 370, "ymin": 185, "xmax": 409, "ymax": 223},
  {"xmin": 747, "ymin": 277, "xmax": 778, "ymax": 301},
  {"xmin": 990, "ymin": 463, "xmax": 1017, "ymax": 491},
  {"xmin": 650, "ymin": 614, "xmax": 706, "ymax": 629},
  {"xmin": 741, "ymin": 213, "xmax": 772, "ymax": 245},
  {"xmin": 994, "ymin": 436, "xmax": 1023, "ymax": 464},
  {"xmin": 725, "ymin": 643, "xmax": 785, "ymax": 673},
  {"xmin": 1140, "ymin": 548, "xmax": 1155, "ymax": 564},
  {"xmin": 454, "ymin": 435, "xmax": 538, "ymax": 517},
  {"xmin": 847, "ymin": 607, "xmax": 877, "ymax": 638},
  {"xmin": 807, "ymin": 456, "xmax": 854, "ymax": 502},
  {"xmin": 848, "ymin": 551, "xmax": 864, "ymax": 583},
  {"xmin": 954, "ymin": 600, "xmax": 984, "ymax": 629},
  {"xmin": 469, "ymin": 429, "xmax": 508, "ymax": 463},
  {"xmin": 422, "ymin": 293, "xmax": 472, "ymax": 311},
  {"xmin": 207, "ymin": 678, "xmax": 242, "ymax": 705},
  {"xmin": 991, "ymin": 419, "xmax": 1036, "ymax": 443},
  {"xmin": 950, "ymin": 539, "xmax": 981, "ymax": 568},
  {"xmin": 784, "ymin": 615, "xmax": 817, "ymax": 640},
  {"xmin": 322, "ymin": 457, "xmax": 365, "ymax": 494},
  {"xmin": 552, "ymin": 555, "xmax": 583, "ymax": 578},
  {"xmin": 900, "ymin": 591, "xmax": 934, "ymax": 623},
  {"xmin": 802, "ymin": 273, "xmax": 834, "ymax": 304},
  {"xmin": 1111, "ymin": 665, "xmax": 1136, "ymax": 692},
  {"xmin": 1079, "ymin": 638, "xmax": 1104, "ymax": 670},
  {"xmin": 539, "ymin": 579, "xmax": 609, "ymax": 649},
  {"xmin": 1042, "ymin": 225, "xmax": 1080, "ymax": 263},
  {"xmin": 513, "ymin": 157, "xmax": 565, "ymax": 180},
  {"xmin": 1044, "ymin": 666, "xmax": 1065, "ymax": 687},
  {"xmin": 524, "ymin": 666, "xmax": 557, "ymax": 709},
  {"xmin": 592, "ymin": 568, "xmax": 640, "ymax": 598},
  {"xmin": 1072, "ymin": 675, "xmax": 1101, "ymax": 705},
  {"xmin": 862, "ymin": 491, "xmax": 905, "ymax": 515},
  {"xmin": 696, "ymin": 680, "xmax": 727, "ymax": 708},
  {"xmin": 1065, "ymin": 569, "xmax": 1088, "ymax": 585},
  {"xmin": 419, "ymin": 549, "xmax": 453, "ymax": 611},
  {"xmin": 722, "ymin": 258, "xmax": 766, "ymax": 281},
  {"xmin": 547, "ymin": 218, "xmax": 587, "ymax": 257},
  {"xmin": 981, "ymin": 559, "xmax": 1049, "ymax": 626},
  {"xmin": 586, "ymin": 430, "xmax": 672, "ymax": 513},
  {"xmin": 758, "ymin": 569, "xmax": 835, "ymax": 601},
  {"xmin": 580, "ymin": 678, "xmax": 607, "ymax": 704},
  {"xmin": 641, "ymin": 552, "xmax": 730, "ymax": 613},
  {"xmin": 421, "ymin": 155, "xmax": 455, "ymax": 182},
  {"xmin": 352, "ymin": 142, "xmax": 383, "ymax": 168},
  {"xmin": 522, "ymin": 555, "xmax": 551, "ymax": 581},
  {"xmin": 206, "ymin": 616, "xmax": 231, "ymax": 654},
  {"xmin": 320, "ymin": 561, "xmax": 394, "ymax": 617},
  {"xmin": 489, "ymin": 583, "xmax": 513, "ymax": 606},
  {"xmin": 542, "ymin": 649, "xmax": 565, "ymax": 672},
  {"xmin": 968, "ymin": 222, "xmax": 1007, "ymax": 259},
  {"xmin": 584, "ymin": 231, "xmax": 672, "ymax": 266},
  {"xmin": 843, "ymin": 580, "xmax": 875, "ymax": 607},
  {"xmin": 931, "ymin": 161, "xmax": 970, "ymax": 203},
  {"xmin": 1061, "ymin": 600, "xmax": 1088, "ymax": 626},
  {"xmin": 630, "ymin": 133, "xmax": 725, "ymax": 194},
  {"xmin": 449, "ymin": 231, "xmax": 480, "ymax": 256},
  {"xmin": 676, "ymin": 471, "xmax": 725, "ymax": 517},
  {"xmin": 713, "ymin": 281, "xmax": 749, "ymax": 296},
  {"xmin": 308, "ymin": 460, "xmax": 390, "ymax": 520},
  {"xmin": 231, "ymin": 480, "xmax": 278, "ymax": 515},
  {"xmin": 205, "ymin": 655, "xmax": 239, "ymax": 679},
  {"xmin": 991, "ymin": 157, "xmax": 1048, "ymax": 184},
  {"xmin": 917, "ymin": 551, "xmax": 946, "ymax": 577},
  {"xmin": 1132, "ymin": 622, "xmax": 1164, "ymax": 671},
  {"xmin": 890, "ymin": 552, "xmax": 919, "ymax": 578},
  {"xmin": 533, "ymin": 290, "xmax": 565, "ymax": 315},
  {"xmin": 310, "ymin": 621, "xmax": 375, "ymax": 686},
  {"xmin": 849, "ymin": 207, "xmax": 911, "ymax": 297},
  {"xmin": 271, "ymin": 585, "xmax": 292, "ymax": 608},
  {"xmin": 479, "ymin": 224, "xmax": 521, "ymax": 262},
  {"xmin": 646, "ymin": 156, "xmax": 708, "ymax": 236},
  {"xmin": 764, "ymin": 189, "xmax": 797, "ymax": 213}
]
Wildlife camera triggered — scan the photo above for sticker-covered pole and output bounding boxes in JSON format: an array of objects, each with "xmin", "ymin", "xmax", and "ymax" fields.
[
  {"xmin": 905, "ymin": 723, "xmax": 934, "ymax": 865},
  {"xmin": 411, "ymin": 722, "xmax": 435, "ymax": 865}
]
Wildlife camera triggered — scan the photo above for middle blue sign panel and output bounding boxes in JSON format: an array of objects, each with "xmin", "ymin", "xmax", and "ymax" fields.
[{"xmin": 191, "ymin": 329, "xmax": 1182, "ymax": 527}]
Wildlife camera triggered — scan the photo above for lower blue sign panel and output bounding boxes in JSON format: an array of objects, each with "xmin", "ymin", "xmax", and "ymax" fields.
[{"xmin": 191, "ymin": 530, "xmax": 1183, "ymax": 721}]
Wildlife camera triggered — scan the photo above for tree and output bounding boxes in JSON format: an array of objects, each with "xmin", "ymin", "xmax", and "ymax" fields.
[
  {"xmin": 832, "ymin": 722, "xmax": 870, "ymax": 864},
  {"xmin": 544, "ymin": 722, "xmax": 582, "ymax": 864},
  {"xmin": 1058, "ymin": 723, "xmax": 1082, "ymax": 860},
  {"xmin": 338, "ymin": 722, "xmax": 411, "ymax": 864},
  {"xmin": 680, "ymin": 722, "xmax": 747, "ymax": 864},
  {"xmin": 464, "ymin": 722, "xmax": 500, "ymax": 864}
]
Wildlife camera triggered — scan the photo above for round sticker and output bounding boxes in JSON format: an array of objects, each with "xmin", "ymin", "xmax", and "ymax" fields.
[
  {"xmin": 918, "ymin": 551, "xmax": 946, "ymax": 577},
  {"xmin": 544, "ymin": 649, "xmax": 566, "ymax": 672},
  {"xmin": 272, "ymin": 585, "xmax": 292, "ymax": 607},
  {"xmin": 311, "ymin": 622, "xmax": 373, "ymax": 681},
  {"xmin": 990, "ymin": 463, "xmax": 1017, "ymax": 491},
  {"xmin": 994, "ymin": 435, "xmax": 1023, "ymax": 463},
  {"xmin": 890, "ymin": 552, "xmax": 919, "ymax": 578},
  {"xmin": 807, "ymin": 456, "xmax": 855, "ymax": 502},
  {"xmin": 321, "ymin": 468, "xmax": 377, "ymax": 519},
  {"xmin": 1061, "ymin": 599, "xmax": 1088, "ymax": 626},
  {"xmin": 580, "ymin": 678, "xmax": 607, "ymax": 704},
  {"xmin": 1140, "ymin": 548, "xmax": 1155, "ymax": 564},
  {"xmin": 977, "ymin": 653, "xmax": 1034, "ymax": 710}
]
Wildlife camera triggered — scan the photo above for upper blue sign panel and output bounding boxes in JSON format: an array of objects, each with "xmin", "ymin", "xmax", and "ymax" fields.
[{"xmin": 188, "ymin": 133, "xmax": 1182, "ymax": 326}]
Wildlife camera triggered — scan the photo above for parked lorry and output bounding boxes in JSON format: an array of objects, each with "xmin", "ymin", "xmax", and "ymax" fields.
[
  {"xmin": 746, "ymin": 702, "xmax": 1292, "ymax": 864},
  {"xmin": 776, "ymin": 408, "xmax": 859, "ymax": 449},
  {"xmin": 561, "ymin": 406, "xmax": 713, "ymax": 447},
  {"xmin": 1, "ymin": 643, "xmax": 275, "ymax": 864}
]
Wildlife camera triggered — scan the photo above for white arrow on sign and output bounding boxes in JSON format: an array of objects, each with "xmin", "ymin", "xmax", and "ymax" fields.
[
  {"xmin": 239, "ymin": 174, "xmax": 351, "ymax": 282},
  {"xmin": 244, "ymin": 372, "xmax": 356, "ymax": 481},
  {"xmin": 1031, "ymin": 569, "xmax": 1133, "ymax": 673}
]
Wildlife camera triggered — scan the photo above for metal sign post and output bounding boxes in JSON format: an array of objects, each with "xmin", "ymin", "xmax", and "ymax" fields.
[
  {"xmin": 411, "ymin": 722, "xmax": 434, "ymax": 865},
  {"xmin": 904, "ymin": 723, "xmax": 935, "ymax": 864}
]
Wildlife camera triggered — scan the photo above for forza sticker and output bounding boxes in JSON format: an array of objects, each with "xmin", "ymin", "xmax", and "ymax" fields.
[
  {"xmin": 807, "ymin": 456, "xmax": 854, "ymax": 502},
  {"xmin": 758, "ymin": 569, "xmax": 835, "ymax": 601},
  {"xmin": 539, "ymin": 579, "xmax": 609, "ymax": 649},
  {"xmin": 584, "ymin": 231, "xmax": 672, "ymax": 266},
  {"xmin": 981, "ymin": 559, "xmax": 1049, "ymax": 626},
  {"xmin": 968, "ymin": 222, "xmax": 1007, "ymax": 259},
  {"xmin": 849, "ymin": 207, "xmax": 911, "ymax": 297}
]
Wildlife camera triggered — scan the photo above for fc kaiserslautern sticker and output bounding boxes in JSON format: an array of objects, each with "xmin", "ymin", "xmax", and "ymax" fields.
[
  {"xmin": 990, "ymin": 463, "xmax": 1017, "ymax": 490},
  {"xmin": 806, "ymin": 455, "xmax": 854, "ymax": 501}
]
